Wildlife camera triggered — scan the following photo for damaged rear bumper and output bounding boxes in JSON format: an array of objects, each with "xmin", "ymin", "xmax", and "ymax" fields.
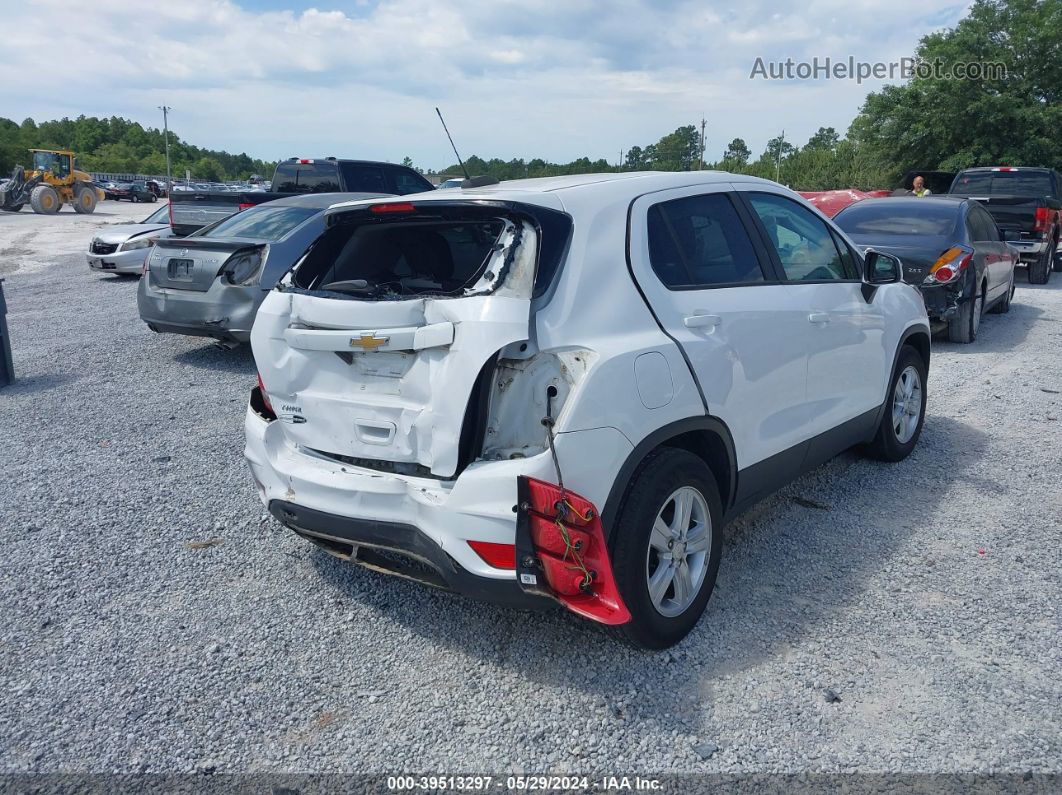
[
  {"xmin": 244, "ymin": 404, "xmax": 633, "ymax": 604},
  {"xmin": 269, "ymin": 499, "xmax": 552, "ymax": 609},
  {"xmin": 919, "ymin": 281, "xmax": 968, "ymax": 322},
  {"xmin": 137, "ymin": 278, "xmax": 262, "ymax": 342}
]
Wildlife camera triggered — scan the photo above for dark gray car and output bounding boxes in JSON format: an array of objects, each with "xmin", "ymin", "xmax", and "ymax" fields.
[{"xmin": 137, "ymin": 192, "xmax": 389, "ymax": 343}]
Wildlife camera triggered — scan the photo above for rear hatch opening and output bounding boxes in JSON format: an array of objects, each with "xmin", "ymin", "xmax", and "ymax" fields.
[{"xmin": 254, "ymin": 200, "xmax": 575, "ymax": 479}]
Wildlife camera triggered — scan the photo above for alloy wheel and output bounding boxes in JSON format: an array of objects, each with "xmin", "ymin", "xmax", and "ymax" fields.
[
  {"xmin": 645, "ymin": 486, "xmax": 711, "ymax": 617},
  {"xmin": 891, "ymin": 365, "xmax": 922, "ymax": 444}
]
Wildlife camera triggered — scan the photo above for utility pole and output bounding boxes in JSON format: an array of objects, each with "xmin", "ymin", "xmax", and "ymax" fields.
[
  {"xmin": 158, "ymin": 105, "xmax": 172, "ymax": 193},
  {"xmin": 775, "ymin": 129, "xmax": 785, "ymax": 183},
  {"xmin": 698, "ymin": 117, "xmax": 707, "ymax": 170},
  {"xmin": 619, "ymin": 149, "xmax": 624, "ymax": 171}
]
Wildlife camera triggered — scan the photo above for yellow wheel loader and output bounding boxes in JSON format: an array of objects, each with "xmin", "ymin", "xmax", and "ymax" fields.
[{"xmin": 0, "ymin": 149, "xmax": 105, "ymax": 215}]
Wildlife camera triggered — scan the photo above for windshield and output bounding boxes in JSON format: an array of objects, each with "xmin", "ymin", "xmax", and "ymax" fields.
[
  {"xmin": 835, "ymin": 202, "xmax": 958, "ymax": 237},
  {"xmin": 197, "ymin": 205, "xmax": 318, "ymax": 240},
  {"xmin": 142, "ymin": 205, "xmax": 170, "ymax": 224},
  {"xmin": 952, "ymin": 171, "xmax": 1054, "ymax": 197}
]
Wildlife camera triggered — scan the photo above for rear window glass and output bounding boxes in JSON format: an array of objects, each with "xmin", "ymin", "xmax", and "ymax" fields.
[
  {"xmin": 292, "ymin": 218, "xmax": 509, "ymax": 297},
  {"xmin": 952, "ymin": 171, "xmax": 1054, "ymax": 197},
  {"xmin": 198, "ymin": 206, "xmax": 318, "ymax": 240},
  {"xmin": 273, "ymin": 162, "xmax": 341, "ymax": 193},
  {"xmin": 834, "ymin": 202, "xmax": 958, "ymax": 236}
]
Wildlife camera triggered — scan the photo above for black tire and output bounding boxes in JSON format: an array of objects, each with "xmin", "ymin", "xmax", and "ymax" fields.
[
  {"xmin": 989, "ymin": 275, "xmax": 1015, "ymax": 314},
  {"xmin": 1052, "ymin": 241, "xmax": 1062, "ymax": 273},
  {"xmin": 610, "ymin": 448, "xmax": 723, "ymax": 649},
  {"xmin": 150, "ymin": 194, "xmax": 157, "ymax": 203},
  {"xmin": 29, "ymin": 184, "xmax": 61, "ymax": 214},
  {"xmin": 72, "ymin": 185, "xmax": 97, "ymax": 214},
  {"xmin": 1, "ymin": 203, "xmax": 24, "ymax": 212},
  {"xmin": 132, "ymin": 194, "xmax": 140, "ymax": 203},
  {"xmin": 947, "ymin": 279, "xmax": 983, "ymax": 343},
  {"xmin": 864, "ymin": 345, "xmax": 927, "ymax": 462},
  {"xmin": 1028, "ymin": 244, "xmax": 1051, "ymax": 284}
]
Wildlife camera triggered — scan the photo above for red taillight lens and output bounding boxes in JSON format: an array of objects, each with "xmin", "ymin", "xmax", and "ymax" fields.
[
  {"xmin": 1035, "ymin": 207, "xmax": 1051, "ymax": 233},
  {"xmin": 467, "ymin": 541, "xmax": 517, "ymax": 570},
  {"xmin": 933, "ymin": 266, "xmax": 955, "ymax": 283},
  {"xmin": 256, "ymin": 372, "xmax": 273, "ymax": 413},
  {"xmin": 370, "ymin": 202, "xmax": 416, "ymax": 215},
  {"xmin": 238, "ymin": 203, "xmax": 255, "ymax": 211},
  {"xmin": 927, "ymin": 246, "xmax": 973, "ymax": 284}
]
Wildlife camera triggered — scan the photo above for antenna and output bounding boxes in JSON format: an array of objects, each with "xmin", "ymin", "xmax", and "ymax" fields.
[{"xmin": 435, "ymin": 107, "xmax": 469, "ymax": 179}]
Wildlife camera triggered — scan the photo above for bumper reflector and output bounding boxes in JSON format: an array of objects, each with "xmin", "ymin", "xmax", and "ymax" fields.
[
  {"xmin": 514, "ymin": 476, "xmax": 631, "ymax": 626},
  {"xmin": 467, "ymin": 541, "xmax": 517, "ymax": 570}
]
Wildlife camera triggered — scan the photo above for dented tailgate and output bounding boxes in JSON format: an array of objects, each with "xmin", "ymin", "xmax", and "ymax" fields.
[{"xmin": 252, "ymin": 202, "xmax": 543, "ymax": 479}]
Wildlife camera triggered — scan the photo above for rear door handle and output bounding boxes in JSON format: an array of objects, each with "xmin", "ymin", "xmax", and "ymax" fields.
[
  {"xmin": 808, "ymin": 312, "xmax": 831, "ymax": 324},
  {"xmin": 684, "ymin": 313, "xmax": 721, "ymax": 329}
]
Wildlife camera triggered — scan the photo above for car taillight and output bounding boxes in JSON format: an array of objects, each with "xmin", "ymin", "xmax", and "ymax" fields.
[
  {"xmin": 370, "ymin": 202, "xmax": 416, "ymax": 215},
  {"xmin": 926, "ymin": 246, "xmax": 973, "ymax": 284},
  {"xmin": 467, "ymin": 541, "xmax": 517, "ymax": 570},
  {"xmin": 238, "ymin": 203, "xmax": 255, "ymax": 211},
  {"xmin": 256, "ymin": 372, "xmax": 273, "ymax": 413},
  {"xmin": 1035, "ymin": 207, "xmax": 1051, "ymax": 234}
]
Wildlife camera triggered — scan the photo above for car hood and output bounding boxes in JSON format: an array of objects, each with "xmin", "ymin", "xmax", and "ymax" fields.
[{"xmin": 94, "ymin": 224, "xmax": 172, "ymax": 244}]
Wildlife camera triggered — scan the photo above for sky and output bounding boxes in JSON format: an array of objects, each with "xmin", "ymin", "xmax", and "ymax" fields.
[{"xmin": 0, "ymin": 0, "xmax": 972, "ymax": 171}]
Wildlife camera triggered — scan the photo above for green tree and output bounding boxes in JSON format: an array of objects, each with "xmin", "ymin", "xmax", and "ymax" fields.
[
  {"xmin": 805, "ymin": 126, "xmax": 840, "ymax": 151},
  {"xmin": 850, "ymin": 0, "xmax": 1062, "ymax": 180},
  {"xmin": 653, "ymin": 125, "xmax": 701, "ymax": 171},
  {"xmin": 722, "ymin": 138, "xmax": 751, "ymax": 165},
  {"xmin": 763, "ymin": 135, "xmax": 796, "ymax": 163},
  {"xmin": 194, "ymin": 157, "xmax": 225, "ymax": 181}
]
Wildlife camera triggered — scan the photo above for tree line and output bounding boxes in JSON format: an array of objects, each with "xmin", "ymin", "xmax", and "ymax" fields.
[
  {"xmin": 0, "ymin": 115, "xmax": 276, "ymax": 182},
  {"xmin": 434, "ymin": 0, "xmax": 1061, "ymax": 191}
]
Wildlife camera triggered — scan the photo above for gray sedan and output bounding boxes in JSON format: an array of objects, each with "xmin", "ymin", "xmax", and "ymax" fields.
[
  {"xmin": 87, "ymin": 205, "xmax": 174, "ymax": 275},
  {"xmin": 137, "ymin": 192, "xmax": 388, "ymax": 344}
]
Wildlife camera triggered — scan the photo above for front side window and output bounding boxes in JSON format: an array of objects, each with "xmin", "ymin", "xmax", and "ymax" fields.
[
  {"xmin": 747, "ymin": 193, "xmax": 854, "ymax": 281},
  {"xmin": 391, "ymin": 170, "xmax": 432, "ymax": 195},
  {"xmin": 198, "ymin": 206, "xmax": 318, "ymax": 240},
  {"xmin": 647, "ymin": 193, "xmax": 764, "ymax": 288}
]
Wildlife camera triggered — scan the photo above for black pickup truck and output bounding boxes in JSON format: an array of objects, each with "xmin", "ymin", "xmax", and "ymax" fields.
[
  {"xmin": 947, "ymin": 167, "xmax": 1062, "ymax": 284},
  {"xmin": 168, "ymin": 158, "xmax": 434, "ymax": 236}
]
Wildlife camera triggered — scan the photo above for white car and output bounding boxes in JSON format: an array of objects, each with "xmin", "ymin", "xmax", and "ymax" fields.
[
  {"xmin": 87, "ymin": 205, "xmax": 173, "ymax": 275},
  {"xmin": 245, "ymin": 172, "xmax": 931, "ymax": 648}
]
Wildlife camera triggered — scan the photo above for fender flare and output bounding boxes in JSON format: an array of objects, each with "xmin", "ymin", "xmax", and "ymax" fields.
[{"xmin": 600, "ymin": 415, "xmax": 737, "ymax": 542}]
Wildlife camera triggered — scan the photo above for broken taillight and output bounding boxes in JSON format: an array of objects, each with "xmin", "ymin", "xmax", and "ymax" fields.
[
  {"xmin": 514, "ymin": 476, "xmax": 631, "ymax": 626},
  {"xmin": 256, "ymin": 372, "xmax": 274, "ymax": 413}
]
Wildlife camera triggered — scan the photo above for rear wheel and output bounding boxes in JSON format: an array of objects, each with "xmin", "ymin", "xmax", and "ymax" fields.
[
  {"xmin": 72, "ymin": 185, "xmax": 97, "ymax": 214},
  {"xmin": 947, "ymin": 280, "xmax": 983, "ymax": 343},
  {"xmin": 1052, "ymin": 239, "xmax": 1062, "ymax": 272},
  {"xmin": 864, "ymin": 346, "xmax": 927, "ymax": 462},
  {"xmin": 30, "ymin": 184, "xmax": 61, "ymax": 214},
  {"xmin": 1, "ymin": 202, "xmax": 23, "ymax": 212},
  {"xmin": 1028, "ymin": 244, "xmax": 1051, "ymax": 284},
  {"xmin": 611, "ymin": 448, "xmax": 723, "ymax": 649},
  {"xmin": 132, "ymin": 194, "xmax": 140, "ymax": 203}
]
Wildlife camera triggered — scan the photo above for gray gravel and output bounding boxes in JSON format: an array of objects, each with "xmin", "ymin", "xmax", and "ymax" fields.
[{"xmin": 0, "ymin": 207, "xmax": 1060, "ymax": 776}]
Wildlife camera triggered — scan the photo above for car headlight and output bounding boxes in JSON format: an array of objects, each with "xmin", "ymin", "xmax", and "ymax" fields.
[
  {"xmin": 121, "ymin": 236, "xmax": 158, "ymax": 251},
  {"xmin": 221, "ymin": 247, "xmax": 265, "ymax": 286}
]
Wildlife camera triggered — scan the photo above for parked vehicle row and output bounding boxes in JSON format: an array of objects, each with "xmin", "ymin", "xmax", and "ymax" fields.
[
  {"xmin": 83, "ymin": 164, "xmax": 1053, "ymax": 648},
  {"xmin": 167, "ymin": 158, "xmax": 434, "ymax": 236}
]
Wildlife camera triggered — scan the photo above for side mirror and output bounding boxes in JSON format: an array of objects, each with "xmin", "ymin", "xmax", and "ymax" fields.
[
  {"xmin": 1002, "ymin": 229, "xmax": 1021, "ymax": 242},
  {"xmin": 863, "ymin": 248, "xmax": 903, "ymax": 284}
]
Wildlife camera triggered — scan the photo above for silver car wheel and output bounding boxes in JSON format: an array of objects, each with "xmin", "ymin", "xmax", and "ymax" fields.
[
  {"xmin": 645, "ymin": 486, "xmax": 711, "ymax": 618},
  {"xmin": 891, "ymin": 365, "xmax": 922, "ymax": 444}
]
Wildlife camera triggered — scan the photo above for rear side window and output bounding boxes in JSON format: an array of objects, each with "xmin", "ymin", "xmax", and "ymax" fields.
[
  {"xmin": 747, "ymin": 193, "xmax": 857, "ymax": 281},
  {"xmin": 273, "ymin": 162, "xmax": 341, "ymax": 193},
  {"xmin": 968, "ymin": 206, "xmax": 999, "ymax": 241},
  {"xmin": 340, "ymin": 164, "xmax": 387, "ymax": 193},
  {"xmin": 647, "ymin": 193, "xmax": 764, "ymax": 288},
  {"xmin": 198, "ymin": 206, "xmax": 318, "ymax": 239}
]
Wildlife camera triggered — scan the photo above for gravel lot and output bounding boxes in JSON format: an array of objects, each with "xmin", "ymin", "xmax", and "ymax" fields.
[{"xmin": 1, "ymin": 204, "xmax": 1060, "ymax": 777}]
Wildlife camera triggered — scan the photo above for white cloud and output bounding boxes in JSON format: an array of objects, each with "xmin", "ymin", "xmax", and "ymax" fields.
[{"xmin": 0, "ymin": 0, "xmax": 971, "ymax": 169}]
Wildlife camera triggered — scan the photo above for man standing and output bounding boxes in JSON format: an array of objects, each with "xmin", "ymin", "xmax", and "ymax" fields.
[{"xmin": 912, "ymin": 175, "xmax": 931, "ymax": 197}]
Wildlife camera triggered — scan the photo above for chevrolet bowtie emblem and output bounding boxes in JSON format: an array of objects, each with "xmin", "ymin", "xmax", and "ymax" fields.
[{"xmin": 349, "ymin": 334, "xmax": 389, "ymax": 351}]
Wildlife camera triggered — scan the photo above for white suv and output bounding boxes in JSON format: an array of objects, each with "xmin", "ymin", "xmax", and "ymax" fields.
[{"xmin": 245, "ymin": 172, "xmax": 930, "ymax": 648}]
